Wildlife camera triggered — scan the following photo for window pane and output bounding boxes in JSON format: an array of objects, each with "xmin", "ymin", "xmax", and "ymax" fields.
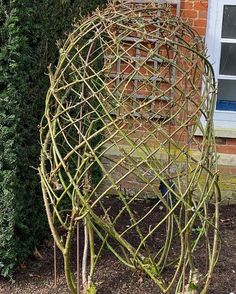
[
  {"xmin": 216, "ymin": 79, "xmax": 236, "ymax": 111},
  {"xmin": 220, "ymin": 43, "xmax": 236, "ymax": 75},
  {"xmin": 222, "ymin": 5, "xmax": 236, "ymax": 39}
]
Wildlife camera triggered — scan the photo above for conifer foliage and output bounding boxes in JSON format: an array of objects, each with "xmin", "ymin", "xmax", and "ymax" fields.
[{"xmin": 0, "ymin": 0, "xmax": 105, "ymax": 278}]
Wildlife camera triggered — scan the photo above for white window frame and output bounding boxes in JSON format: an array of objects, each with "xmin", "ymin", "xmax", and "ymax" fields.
[{"xmin": 206, "ymin": 0, "xmax": 236, "ymax": 129}]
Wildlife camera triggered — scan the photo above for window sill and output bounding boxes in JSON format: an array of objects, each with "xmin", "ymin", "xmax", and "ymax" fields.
[{"xmin": 195, "ymin": 127, "xmax": 236, "ymax": 138}]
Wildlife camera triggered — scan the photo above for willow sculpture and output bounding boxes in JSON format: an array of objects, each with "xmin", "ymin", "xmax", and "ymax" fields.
[{"xmin": 39, "ymin": 1, "xmax": 220, "ymax": 293}]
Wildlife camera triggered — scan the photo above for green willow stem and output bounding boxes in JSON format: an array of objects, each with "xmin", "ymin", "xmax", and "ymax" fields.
[{"xmin": 39, "ymin": 2, "xmax": 220, "ymax": 293}]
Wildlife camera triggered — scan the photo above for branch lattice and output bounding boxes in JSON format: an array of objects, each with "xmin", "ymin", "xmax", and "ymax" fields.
[{"xmin": 39, "ymin": 2, "xmax": 220, "ymax": 293}]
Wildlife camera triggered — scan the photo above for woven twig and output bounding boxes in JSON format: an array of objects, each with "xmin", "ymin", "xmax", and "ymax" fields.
[{"xmin": 39, "ymin": 2, "xmax": 220, "ymax": 293}]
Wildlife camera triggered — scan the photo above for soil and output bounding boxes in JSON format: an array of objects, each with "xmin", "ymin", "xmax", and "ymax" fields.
[{"xmin": 0, "ymin": 204, "xmax": 236, "ymax": 294}]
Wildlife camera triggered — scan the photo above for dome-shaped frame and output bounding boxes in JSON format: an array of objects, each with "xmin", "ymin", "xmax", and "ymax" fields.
[{"xmin": 39, "ymin": 1, "xmax": 220, "ymax": 293}]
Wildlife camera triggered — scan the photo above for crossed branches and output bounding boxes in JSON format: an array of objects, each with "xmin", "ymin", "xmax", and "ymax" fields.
[{"xmin": 39, "ymin": 2, "xmax": 220, "ymax": 293}]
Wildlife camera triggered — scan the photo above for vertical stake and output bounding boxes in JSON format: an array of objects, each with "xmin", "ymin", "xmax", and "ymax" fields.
[
  {"xmin": 54, "ymin": 239, "xmax": 57, "ymax": 287},
  {"xmin": 77, "ymin": 221, "xmax": 80, "ymax": 294}
]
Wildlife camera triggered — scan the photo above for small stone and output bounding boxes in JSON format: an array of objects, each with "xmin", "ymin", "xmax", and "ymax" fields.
[
  {"xmin": 138, "ymin": 277, "xmax": 143, "ymax": 283},
  {"xmin": 122, "ymin": 283, "xmax": 127, "ymax": 288}
]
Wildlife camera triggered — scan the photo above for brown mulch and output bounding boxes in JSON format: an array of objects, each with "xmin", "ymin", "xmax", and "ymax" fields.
[{"xmin": 0, "ymin": 204, "xmax": 236, "ymax": 294}]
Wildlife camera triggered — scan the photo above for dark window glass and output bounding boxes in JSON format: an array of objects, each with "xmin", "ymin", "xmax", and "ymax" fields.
[
  {"xmin": 220, "ymin": 43, "xmax": 236, "ymax": 75},
  {"xmin": 218, "ymin": 79, "xmax": 236, "ymax": 101},
  {"xmin": 217, "ymin": 79, "xmax": 236, "ymax": 111},
  {"xmin": 222, "ymin": 5, "xmax": 236, "ymax": 39}
]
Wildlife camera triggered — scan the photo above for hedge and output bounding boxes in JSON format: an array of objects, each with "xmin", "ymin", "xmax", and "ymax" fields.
[{"xmin": 0, "ymin": 0, "xmax": 106, "ymax": 278}]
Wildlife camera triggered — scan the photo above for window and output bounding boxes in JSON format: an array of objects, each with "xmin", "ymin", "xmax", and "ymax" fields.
[{"xmin": 206, "ymin": 0, "xmax": 236, "ymax": 129}]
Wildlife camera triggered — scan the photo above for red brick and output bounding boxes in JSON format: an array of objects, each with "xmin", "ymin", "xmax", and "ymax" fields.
[
  {"xmin": 215, "ymin": 137, "xmax": 226, "ymax": 145},
  {"xmin": 181, "ymin": 9, "xmax": 198, "ymax": 19},
  {"xmin": 216, "ymin": 144, "xmax": 236, "ymax": 154},
  {"xmin": 181, "ymin": 2, "xmax": 193, "ymax": 10},
  {"xmin": 194, "ymin": 27, "xmax": 206, "ymax": 36},
  {"xmin": 226, "ymin": 138, "xmax": 236, "ymax": 145},
  {"xmin": 198, "ymin": 10, "xmax": 207, "ymax": 19},
  {"xmin": 193, "ymin": 19, "xmax": 207, "ymax": 28},
  {"xmin": 194, "ymin": 1, "xmax": 208, "ymax": 11}
]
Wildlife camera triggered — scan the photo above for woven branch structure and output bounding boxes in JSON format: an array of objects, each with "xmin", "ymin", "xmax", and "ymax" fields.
[{"xmin": 39, "ymin": 1, "xmax": 220, "ymax": 293}]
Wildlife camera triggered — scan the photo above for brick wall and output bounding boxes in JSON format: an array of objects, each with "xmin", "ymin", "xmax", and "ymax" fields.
[
  {"xmin": 101, "ymin": 0, "xmax": 236, "ymax": 204},
  {"xmin": 180, "ymin": 0, "xmax": 208, "ymax": 36},
  {"xmin": 179, "ymin": 0, "xmax": 236, "ymax": 203}
]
